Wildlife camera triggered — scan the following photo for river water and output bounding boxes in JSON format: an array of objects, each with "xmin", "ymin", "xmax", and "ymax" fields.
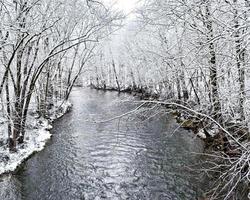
[{"xmin": 0, "ymin": 88, "xmax": 206, "ymax": 200}]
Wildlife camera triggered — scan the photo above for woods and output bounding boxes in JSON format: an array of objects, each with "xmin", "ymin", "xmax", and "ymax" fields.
[
  {"xmin": 89, "ymin": 0, "xmax": 250, "ymax": 198},
  {"xmin": 1, "ymin": 0, "xmax": 250, "ymax": 199},
  {"xmin": 0, "ymin": 0, "xmax": 122, "ymax": 151},
  {"xmin": 93, "ymin": 0, "xmax": 250, "ymax": 125}
]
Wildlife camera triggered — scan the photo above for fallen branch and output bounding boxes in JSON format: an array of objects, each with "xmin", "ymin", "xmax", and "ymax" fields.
[{"xmin": 136, "ymin": 100, "xmax": 248, "ymax": 151}]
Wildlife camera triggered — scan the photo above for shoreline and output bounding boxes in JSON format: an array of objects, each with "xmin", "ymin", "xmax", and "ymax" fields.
[
  {"xmin": 0, "ymin": 100, "xmax": 72, "ymax": 176},
  {"xmin": 90, "ymin": 84, "xmax": 246, "ymax": 153},
  {"xmin": 90, "ymin": 84, "xmax": 250, "ymax": 199}
]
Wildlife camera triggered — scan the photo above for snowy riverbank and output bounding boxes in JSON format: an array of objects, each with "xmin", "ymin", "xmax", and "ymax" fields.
[{"xmin": 0, "ymin": 100, "xmax": 72, "ymax": 175}]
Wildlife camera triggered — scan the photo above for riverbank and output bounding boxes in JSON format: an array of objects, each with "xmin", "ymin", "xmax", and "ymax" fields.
[
  {"xmin": 90, "ymin": 84, "xmax": 247, "ymax": 150},
  {"xmin": 90, "ymin": 84, "xmax": 250, "ymax": 199},
  {"xmin": 89, "ymin": 85, "xmax": 219, "ymax": 140},
  {"xmin": 0, "ymin": 100, "xmax": 72, "ymax": 175}
]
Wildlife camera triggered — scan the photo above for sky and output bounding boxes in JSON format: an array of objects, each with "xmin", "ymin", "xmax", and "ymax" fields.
[
  {"xmin": 101, "ymin": 0, "xmax": 141, "ymax": 60},
  {"xmin": 103, "ymin": 0, "xmax": 139, "ymax": 14}
]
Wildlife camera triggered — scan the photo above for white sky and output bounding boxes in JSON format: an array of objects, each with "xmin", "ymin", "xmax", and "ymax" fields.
[
  {"xmin": 101, "ymin": 0, "xmax": 141, "ymax": 60},
  {"xmin": 104, "ymin": 0, "xmax": 138, "ymax": 14}
]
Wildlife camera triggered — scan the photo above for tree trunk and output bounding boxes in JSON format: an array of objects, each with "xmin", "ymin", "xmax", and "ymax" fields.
[
  {"xmin": 112, "ymin": 60, "xmax": 120, "ymax": 92},
  {"xmin": 205, "ymin": 0, "xmax": 222, "ymax": 121},
  {"xmin": 5, "ymin": 74, "xmax": 13, "ymax": 150},
  {"xmin": 233, "ymin": 0, "xmax": 246, "ymax": 120}
]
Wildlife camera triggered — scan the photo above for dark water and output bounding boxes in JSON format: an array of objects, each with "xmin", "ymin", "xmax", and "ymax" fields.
[{"xmin": 0, "ymin": 88, "xmax": 205, "ymax": 200}]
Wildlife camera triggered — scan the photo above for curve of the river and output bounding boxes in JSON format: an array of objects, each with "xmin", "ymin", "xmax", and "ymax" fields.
[{"xmin": 0, "ymin": 88, "xmax": 205, "ymax": 200}]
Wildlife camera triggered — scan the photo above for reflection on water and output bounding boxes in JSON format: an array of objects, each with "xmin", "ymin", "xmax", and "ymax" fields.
[{"xmin": 0, "ymin": 88, "xmax": 205, "ymax": 200}]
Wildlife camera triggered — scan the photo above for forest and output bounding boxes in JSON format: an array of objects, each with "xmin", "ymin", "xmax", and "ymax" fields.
[{"xmin": 0, "ymin": 0, "xmax": 250, "ymax": 199}]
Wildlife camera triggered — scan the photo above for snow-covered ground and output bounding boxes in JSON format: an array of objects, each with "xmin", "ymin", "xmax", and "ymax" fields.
[{"xmin": 0, "ymin": 100, "xmax": 72, "ymax": 175}]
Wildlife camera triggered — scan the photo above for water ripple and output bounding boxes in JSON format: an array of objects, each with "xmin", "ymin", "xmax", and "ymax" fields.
[{"xmin": 0, "ymin": 88, "xmax": 205, "ymax": 200}]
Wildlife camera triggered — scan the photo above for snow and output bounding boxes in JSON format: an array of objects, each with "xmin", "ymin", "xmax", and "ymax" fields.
[
  {"xmin": 0, "ymin": 100, "xmax": 72, "ymax": 175},
  {"xmin": 50, "ymin": 100, "xmax": 72, "ymax": 120},
  {"xmin": 206, "ymin": 128, "xmax": 220, "ymax": 137},
  {"xmin": 0, "ymin": 129, "xmax": 51, "ymax": 174},
  {"xmin": 197, "ymin": 129, "xmax": 206, "ymax": 139}
]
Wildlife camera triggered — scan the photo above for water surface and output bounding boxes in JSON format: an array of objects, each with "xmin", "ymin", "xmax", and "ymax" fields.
[{"xmin": 0, "ymin": 88, "xmax": 205, "ymax": 200}]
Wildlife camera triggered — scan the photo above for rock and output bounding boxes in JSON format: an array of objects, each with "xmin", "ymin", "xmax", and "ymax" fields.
[
  {"xmin": 171, "ymin": 110, "xmax": 179, "ymax": 117},
  {"xmin": 197, "ymin": 129, "xmax": 206, "ymax": 139},
  {"xmin": 181, "ymin": 119, "xmax": 196, "ymax": 128},
  {"xmin": 206, "ymin": 128, "xmax": 220, "ymax": 137}
]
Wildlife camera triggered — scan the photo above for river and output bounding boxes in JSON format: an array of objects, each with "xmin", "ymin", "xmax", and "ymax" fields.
[{"xmin": 0, "ymin": 88, "xmax": 206, "ymax": 200}]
